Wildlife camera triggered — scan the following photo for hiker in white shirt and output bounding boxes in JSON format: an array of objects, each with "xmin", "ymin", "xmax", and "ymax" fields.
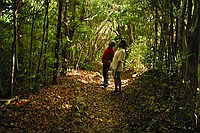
[{"xmin": 111, "ymin": 39, "xmax": 127, "ymax": 93}]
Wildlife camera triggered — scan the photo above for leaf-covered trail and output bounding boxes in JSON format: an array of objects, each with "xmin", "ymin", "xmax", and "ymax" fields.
[
  {"xmin": 1, "ymin": 69, "xmax": 190, "ymax": 132},
  {"xmin": 0, "ymin": 70, "xmax": 132, "ymax": 132},
  {"xmin": 61, "ymin": 70, "xmax": 130, "ymax": 132}
]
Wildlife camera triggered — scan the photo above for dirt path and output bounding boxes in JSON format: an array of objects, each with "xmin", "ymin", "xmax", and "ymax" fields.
[
  {"xmin": 65, "ymin": 70, "xmax": 130, "ymax": 133},
  {"xmin": 0, "ymin": 70, "xmax": 131, "ymax": 132},
  {"xmin": 1, "ymin": 69, "xmax": 190, "ymax": 132}
]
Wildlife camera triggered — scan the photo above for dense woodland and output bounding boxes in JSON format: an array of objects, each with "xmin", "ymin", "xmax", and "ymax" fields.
[{"xmin": 0, "ymin": 0, "xmax": 200, "ymax": 132}]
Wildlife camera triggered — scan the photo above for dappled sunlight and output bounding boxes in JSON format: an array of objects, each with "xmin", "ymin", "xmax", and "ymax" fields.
[
  {"xmin": 11, "ymin": 99, "xmax": 29, "ymax": 106},
  {"xmin": 1, "ymin": 0, "xmax": 197, "ymax": 131},
  {"xmin": 92, "ymin": 117, "xmax": 115, "ymax": 127},
  {"xmin": 66, "ymin": 70, "xmax": 102, "ymax": 84},
  {"xmin": 122, "ymin": 79, "xmax": 130, "ymax": 86},
  {"xmin": 1, "ymin": 70, "xmax": 133, "ymax": 132},
  {"xmin": 78, "ymin": 79, "xmax": 89, "ymax": 84},
  {"xmin": 62, "ymin": 104, "xmax": 72, "ymax": 110},
  {"xmin": 66, "ymin": 70, "xmax": 132, "ymax": 92}
]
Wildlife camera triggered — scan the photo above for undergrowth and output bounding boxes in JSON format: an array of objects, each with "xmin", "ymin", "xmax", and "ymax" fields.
[{"xmin": 118, "ymin": 69, "xmax": 195, "ymax": 132}]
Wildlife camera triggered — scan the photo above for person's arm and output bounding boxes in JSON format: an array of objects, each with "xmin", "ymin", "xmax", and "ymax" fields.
[
  {"xmin": 110, "ymin": 49, "xmax": 115, "ymax": 62},
  {"xmin": 102, "ymin": 49, "xmax": 108, "ymax": 63},
  {"xmin": 116, "ymin": 61, "xmax": 122, "ymax": 71},
  {"xmin": 116, "ymin": 50, "xmax": 125, "ymax": 71}
]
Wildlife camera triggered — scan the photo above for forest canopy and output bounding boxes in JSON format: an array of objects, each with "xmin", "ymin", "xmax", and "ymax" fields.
[
  {"xmin": 0, "ymin": 0, "xmax": 200, "ymax": 131},
  {"xmin": 0, "ymin": 0, "xmax": 150, "ymax": 96}
]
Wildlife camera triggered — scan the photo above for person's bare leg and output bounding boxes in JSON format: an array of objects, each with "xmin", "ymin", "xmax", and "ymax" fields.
[
  {"xmin": 118, "ymin": 79, "xmax": 121, "ymax": 92},
  {"xmin": 114, "ymin": 77, "xmax": 118, "ymax": 91},
  {"xmin": 117, "ymin": 72, "xmax": 121, "ymax": 92}
]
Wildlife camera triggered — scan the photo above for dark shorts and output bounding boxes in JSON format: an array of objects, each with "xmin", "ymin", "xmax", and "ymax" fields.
[{"xmin": 112, "ymin": 70, "xmax": 121, "ymax": 85}]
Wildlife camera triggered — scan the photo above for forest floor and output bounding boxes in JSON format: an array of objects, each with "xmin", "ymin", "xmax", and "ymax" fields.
[
  {"xmin": 0, "ymin": 69, "xmax": 135, "ymax": 133},
  {"xmin": 0, "ymin": 68, "xmax": 192, "ymax": 132}
]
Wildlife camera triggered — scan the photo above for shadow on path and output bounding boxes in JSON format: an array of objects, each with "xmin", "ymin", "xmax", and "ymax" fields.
[{"xmin": 0, "ymin": 70, "xmax": 133, "ymax": 132}]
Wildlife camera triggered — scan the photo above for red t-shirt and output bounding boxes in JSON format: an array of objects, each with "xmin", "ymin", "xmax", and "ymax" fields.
[{"xmin": 102, "ymin": 47, "xmax": 114, "ymax": 65}]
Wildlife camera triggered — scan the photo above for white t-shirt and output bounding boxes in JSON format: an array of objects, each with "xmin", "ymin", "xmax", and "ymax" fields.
[{"xmin": 111, "ymin": 48, "xmax": 125, "ymax": 71}]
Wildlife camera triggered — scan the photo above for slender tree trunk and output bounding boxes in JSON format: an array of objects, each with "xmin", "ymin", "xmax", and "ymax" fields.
[
  {"xmin": 44, "ymin": 0, "xmax": 49, "ymax": 82},
  {"xmin": 10, "ymin": 0, "xmax": 18, "ymax": 98},
  {"xmin": 62, "ymin": 1, "xmax": 69, "ymax": 73},
  {"xmin": 64, "ymin": 1, "xmax": 69, "ymax": 37},
  {"xmin": 69, "ymin": 0, "xmax": 76, "ymax": 40},
  {"xmin": 70, "ymin": 0, "xmax": 76, "ymax": 68},
  {"xmin": 34, "ymin": 0, "xmax": 49, "ymax": 90},
  {"xmin": 127, "ymin": 24, "xmax": 134, "ymax": 45},
  {"xmin": 63, "ymin": 0, "xmax": 74, "ymax": 70},
  {"xmin": 162, "ymin": 3, "xmax": 171, "ymax": 73},
  {"xmin": 198, "ymin": 47, "xmax": 200, "ymax": 91},
  {"xmin": 187, "ymin": 0, "xmax": 193, "ymax": 31},
  {"xmin": 29, "ymin": 5, "xmax": 36, "ymax": 85},
  {"xmin": 154, "ymin": 6, "xmax": 158, "ymax": 68},
  {"xmin": 179, "ymin": 0, "xmax": 187, "ymax": 78},
  {"xmin": 170, "ymin": 0, "xmax": 175, "ymax": 72},
  {"xmin": 53, "ymin": 0, "xmax": 63, "ymax": 84},
  {"xmin": 174, "ymin": 16, "xmax": 179, "ymax": 73},
  {"xmin": 158, "ymin": 23, "xmax": 163, "ymax": 61}
]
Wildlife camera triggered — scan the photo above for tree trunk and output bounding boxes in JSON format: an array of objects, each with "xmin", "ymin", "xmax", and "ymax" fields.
[
  {"xmin": 187, "ymin": 0, "xmax": 200, "ymax": 95},
  {"xmin": 170, "ymin": 0, "xmax": 175, "ymax": 72},
  {"xmin": 44, "ymin": 0, "xmax": 50, "ymax": 76},
  {"xmin": 127, "ymin": 24, "xmax": 134, "ymax": 45},
  {"xmin": 61, "ymin": 1, "xmax": 69, "ymax": 74},
  {"xmin": 53, "ymin": 0, "xmax": 63, "ymax": 84},
  {"xmin": 198, "ymin": 49, "xmax": 200, "ymax": 90},
  {"xmin": 29, "ymin": 5, "xmax": 35, "ymax": 85},
  {"xmin": 154, "ymin": 6, "xmax": 158, "ymax": 68},
  {"xmin": 185, "ymin": 0, "xmax": 200, "ymax": 129},
  {"xmin": 64, "ymin": 1, "xmax": 69, "ymax": 37},
  {"xmin": 10, "ymin": 0, "xmax": 18, "ymax": 98},
  {"xmin": 179, "ymin": 0, "xmax": 187, "ymax": 78},
  {"xmin": 69, "ymin": 0, "xmax": 76, "ymax": 40},
  {"xmin": 34, "ymin": 0, "xmax": 49, "ymax": 90}
]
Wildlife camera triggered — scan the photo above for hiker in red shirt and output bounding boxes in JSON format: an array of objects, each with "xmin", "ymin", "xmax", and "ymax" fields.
[{"xmin": 102, "ymin": 41, "xmax": 115, "ymax": 88}]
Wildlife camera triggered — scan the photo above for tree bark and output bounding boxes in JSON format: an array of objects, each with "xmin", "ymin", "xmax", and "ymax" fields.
[
  {"xmin": 61, "ymin": 1, "xmax": 69, "ymax": 74},
  {"xmin": 10, "ymin": 0, "xmax": 18, "ymax": 98},
  {"xmin": 198, "ymin": 47, "xmax": 200, "ymax": 90},
  {"xmin": 154, "ymin": 6, "xmax": 158, "ymax": 68},
  {"xmin": 179, "ymin": 0, "xmax": 187, "ymax": 78},
  {"xmin": 69, "ymin": 0, "xmax": 76, "ymax": 40},
  {"xmin": 198, "ymin": 46, "xmax": 200, "ymax": 89},
  {"xmin": 44, "ymin": 0, "xmax": 50, "ymax": 82},
  {"xmin": 53, "ymin": 0, "xmax": 63, "ymax": 84},
  {"xmin": 187, "ymin": 0, "xmax": 200, "ymax": 96},
  {"xmin": 34, "ymin": 0, "xmax": 49, "ymax": 90},
  {"xmin": 185, "ymin": 0, "xmax": 200, "ymax": 129},
  {"xmin": 29, "ymin": 4, "xmax": 36, "ymax": 85},
  {"xmin": 170, "ymin": 0, "xmax": 175, "ymax": 72}
]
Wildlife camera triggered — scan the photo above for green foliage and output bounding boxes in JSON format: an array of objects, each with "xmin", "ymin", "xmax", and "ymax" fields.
[
  {"xmin": 0, "ymin": 20, "xmax": 13, "ymax": 96},
  {"xmin": 74, "ymin": 22, "xmax": 94, "ymax": 41},
  {"xmin": 1, "ymin": 0, "xmax": 156, "ymax": 96},
  {"xmin": 125, "ymin": 41, "xmax": 147, "ymax": 72},
  {"xmin": 119, "ymin": 69, "xmax": 192, "ymax": 132}
]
